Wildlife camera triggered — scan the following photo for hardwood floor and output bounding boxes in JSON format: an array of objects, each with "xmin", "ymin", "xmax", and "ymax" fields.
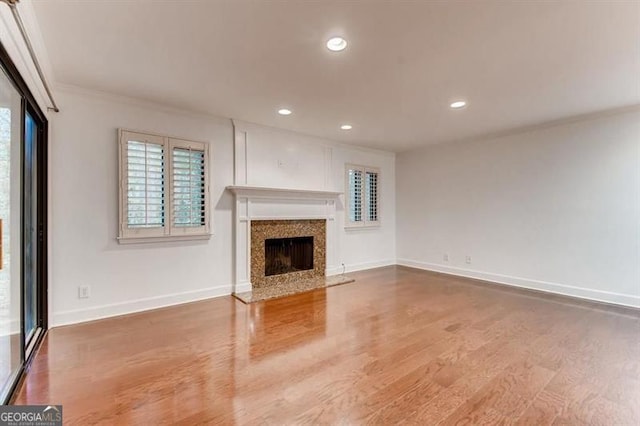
[{"xmin": 12, "ymin": 266, "xmax": 640, "ymax": 425}]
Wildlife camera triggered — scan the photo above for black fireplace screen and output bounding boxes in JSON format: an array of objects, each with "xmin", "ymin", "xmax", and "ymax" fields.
[{"xmin": 265, "ymin": 236, "xmax": 314, "ymax": 276}]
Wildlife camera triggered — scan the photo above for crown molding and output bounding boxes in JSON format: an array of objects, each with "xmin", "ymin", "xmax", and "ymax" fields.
[{"xmin": 403, "ymin": 104, "xmax": 640, "ymax": 153}]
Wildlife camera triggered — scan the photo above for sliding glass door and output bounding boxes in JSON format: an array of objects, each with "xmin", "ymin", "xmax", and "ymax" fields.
[
  {"xmin": 0, "ymin": 59, "xmax": 22, "ymax": 405},
  {"xmin": 0, "ymin": 43, "xmax": 48, "ymax": 403}
]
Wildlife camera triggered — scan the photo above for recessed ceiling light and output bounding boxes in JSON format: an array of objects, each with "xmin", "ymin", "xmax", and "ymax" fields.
[
  {"xmin": 450, "ymin": 100, "xmax": 467, "ymax": 109},
  {"xmin": 340, "ymin": 124, "xmax": 353, "ymax": 130},
  {"xmin": 278, "ymin": 108, "xmax": 292, "ymax": 116},
  {"xmin": 326, "ymin": 37, "xmax": 347, "ymax": 52}
]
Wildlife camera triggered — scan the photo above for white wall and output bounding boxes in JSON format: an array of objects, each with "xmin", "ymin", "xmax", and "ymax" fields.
[
  {"xmin": 233, "ymin": 121, "xmax": 331, "ymax": 191},
  {"xmin": 397, "ymin": 109, "xmax": 640, "ymax": 308},
  {"xmin": 332, "ymin": 142, "xmax": 396, "ymax": 272},
  {"xmin": 50, "ymin": 88, "xmax": 234, "ymax": 326},
  {"xmin": 233, "ymin": 120, "xmax": 396, "ymax": 274},
  {"xmin": 50, "ymin": 87, "xmax": 395, "ymax": 326}
]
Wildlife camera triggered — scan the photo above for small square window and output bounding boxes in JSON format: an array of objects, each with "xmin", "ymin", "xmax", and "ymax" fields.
[{"xmin": 346, "ymin": 164, "xmax": 380, "ymax": 227}]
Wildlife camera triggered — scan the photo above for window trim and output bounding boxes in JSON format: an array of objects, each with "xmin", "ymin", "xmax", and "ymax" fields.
[
  {"xmin": 118, "ymin": 129, "xmax": 211, "ymax": 243},
  {"xmin": 345, "ymin": 163, "xmax": 380, "ymax": 229}
]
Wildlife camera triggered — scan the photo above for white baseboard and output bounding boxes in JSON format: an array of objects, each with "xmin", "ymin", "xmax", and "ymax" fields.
[
  {"xmin": 52, "ymin": 284, "xmax": 232, "ymax": 327},
  {"xmin": 397, "ymin": 259, "xmax": 640, "ymax": 309},
  {"xmin": 52, "ymin": 259, "xmax": 636, "ymax": 328},
  {"xmin": 327, "ymin": 259, "xmax": 396, "ymax": 276},
  {"xmin": 233, "ymin": 282, "xmax": 252, "ymax": 293}
]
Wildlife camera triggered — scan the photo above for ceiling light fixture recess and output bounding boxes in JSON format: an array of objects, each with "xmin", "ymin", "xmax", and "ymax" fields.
[
  {"xmin": 340, "ymin": 124, "xmax": 353, "ymax": 130},
  {"xmin": 326, "ymin": 37, "xmax": 347, "ymax": 52},
  {"xmin": 278, "ymin": 108, "xmax": 292, "ymax": 115},
  {"xmin": 450, "ymin": 100, "xmax": 467, "ymax": 109}
]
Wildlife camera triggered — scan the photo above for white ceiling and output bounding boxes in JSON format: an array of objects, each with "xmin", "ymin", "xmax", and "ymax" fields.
[{"xmin": 32, "ymin": 0, "xmax": 639, "ymax": 151}]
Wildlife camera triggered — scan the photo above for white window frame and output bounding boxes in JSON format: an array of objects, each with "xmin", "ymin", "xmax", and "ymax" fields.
[
  {"xmin": 118, "ymin": 129, "xmax": 211, "ymax": 244},
  {"xmin": 345, "ymin": 163, "xmax": 380, "ymax": 228}
]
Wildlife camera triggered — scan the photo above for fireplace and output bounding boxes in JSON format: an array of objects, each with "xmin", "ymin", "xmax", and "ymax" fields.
[
  {"xmin": 265, "ymin": 236, "xmax": 314, "ymax": 276},
  {"xmin": 227, "ymin": 184, "xmax": 344, "ymax": 297},
  {"xmin": 251, "ymin": 219, "xmax": 326, "ymax": 288}
]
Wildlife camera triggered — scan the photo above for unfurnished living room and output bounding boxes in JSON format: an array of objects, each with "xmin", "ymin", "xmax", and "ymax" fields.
[{"xmin": 0, "ymin": 0, "xmax": 638, "ymax": 424}]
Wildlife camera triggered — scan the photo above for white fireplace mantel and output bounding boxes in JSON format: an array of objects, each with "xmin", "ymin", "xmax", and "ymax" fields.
[
  {"xmin": 226, "ymin": 185, "xmax": 342, "ymax": 200},
  {"xmin": 227, "ymin": 185, "xmax": 342, "ymax": 294}
]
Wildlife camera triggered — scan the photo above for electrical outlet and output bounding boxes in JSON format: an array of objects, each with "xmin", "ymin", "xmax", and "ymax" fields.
[
  {"xmin": 443, "ymin": 254, "xmax": 449, "ymax": 262},
  {"xmin": 465, "ymin": 256, "xmax": 472, "ymax": 264},
  {"xmin": 78, "ymin": 285, "xmax": 90, "ymax": 299}
]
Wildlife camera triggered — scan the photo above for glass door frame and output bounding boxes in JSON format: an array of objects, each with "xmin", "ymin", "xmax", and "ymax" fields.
[
  {"xmin": 0, "ymin": 40, "xmax": 48, "ymax": 404},
  {"xmin": 22, "ymin": 102, "xmax": 47, "ymax": 357}
]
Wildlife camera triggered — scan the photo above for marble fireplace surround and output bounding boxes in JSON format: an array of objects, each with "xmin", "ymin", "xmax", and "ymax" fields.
[
  {"xmin": 227, "ymin": 186, "xmax": 342, "ymax": 294},
  {"xmin": 251, "ymin": 219, "xmax": 326, "ymax": 288}
]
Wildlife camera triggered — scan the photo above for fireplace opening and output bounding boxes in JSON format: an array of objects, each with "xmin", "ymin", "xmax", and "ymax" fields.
[{"xmin": 265, "ymin": 236, "xmax": 314, "ymax": 276}]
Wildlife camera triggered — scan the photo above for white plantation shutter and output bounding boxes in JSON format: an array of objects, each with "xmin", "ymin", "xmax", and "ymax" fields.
[
  {"xmin": 118, "ymin": 130, "xmax": 210, "ymax": 243},
  {"xmin": 172, "ymin": 146, "xmax": 205, "ymax": 227},
  {"xmin": 346, "ymin": 164, "xmax": 380, "ymax": 227},
  {"xmin": 126, "ymin": 140, "xmax": 165, "ymax": 228},
  {"xmin": 366, "ymin": 170, "xmax": 379, "ymax": 223},
  {"xmin": 348, "ymin": 167, "xmax": 363, "ymax": 223}
]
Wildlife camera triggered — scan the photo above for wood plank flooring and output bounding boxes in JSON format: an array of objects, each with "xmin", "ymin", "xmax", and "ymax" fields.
[{"xmin": 12, "ymin": 266, "xmax": 640, "ymax": 425}]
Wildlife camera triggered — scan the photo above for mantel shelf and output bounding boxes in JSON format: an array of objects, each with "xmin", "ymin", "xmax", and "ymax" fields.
[{"xmin": 226, "ymin": 185, "xmax": 342, "ymax": 199}]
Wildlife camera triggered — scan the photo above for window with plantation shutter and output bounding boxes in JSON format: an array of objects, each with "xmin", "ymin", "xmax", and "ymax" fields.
[
  {"xmin": 118, "ymin": 130, "xmax": 210, "ymax": 243},
  {"xmin": 169, "ymin": 138, "xmax": 208, "ymax": 235},
  {"xmin": 366, "ymin": 170, "xmax": 378, "ymax": 222},
  {"xmin": 348, "ymin": 168, "xmax": 363, "ymax": 222},
  {"xmin": 126, "ymin": 140, "xmax": 165, "ymax": 228},
  {"xmin": 346, "ymin": 164, "xmax": 380, "ymax": 227}
]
